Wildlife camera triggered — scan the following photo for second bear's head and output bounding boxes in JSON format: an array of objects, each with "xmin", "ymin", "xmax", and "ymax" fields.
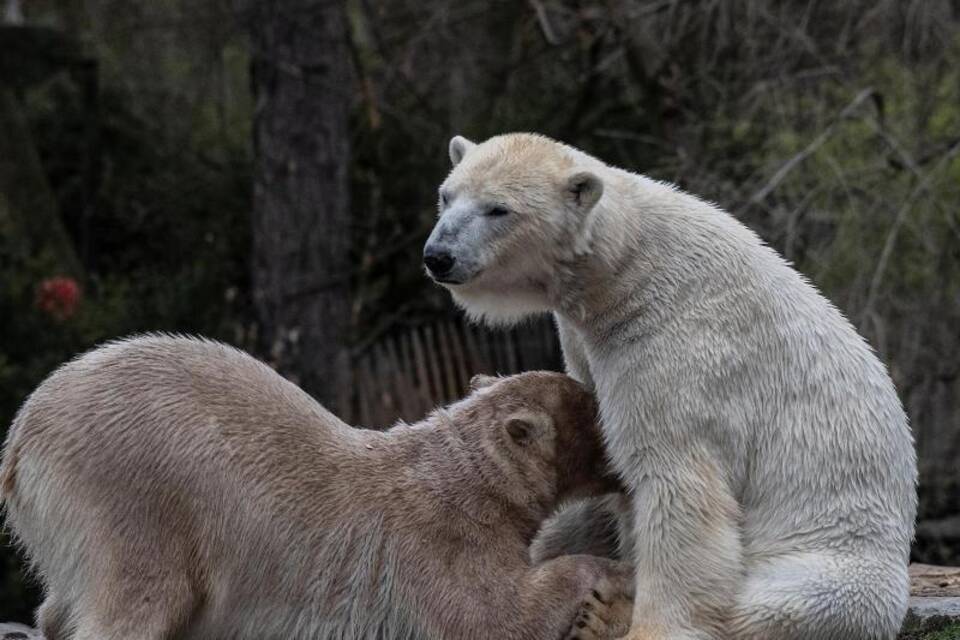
[{"xmin": 444, "ymin": 371, "xmax": 620, "ymax": 508}]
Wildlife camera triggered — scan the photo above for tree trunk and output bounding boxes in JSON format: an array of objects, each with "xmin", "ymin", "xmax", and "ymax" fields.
[
  {"xmin": 0, "ymin": 87, "xmax": 84, "ymax": 280},
  {"xmin": 3, "ymin": 0, "xmax": 23, "ymax": 25},
  {"xmin": 248, "ymin": 0, "xmax": 353, "ymax": 411}
]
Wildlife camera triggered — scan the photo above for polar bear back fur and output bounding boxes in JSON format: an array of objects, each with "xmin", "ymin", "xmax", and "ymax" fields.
[
  {"xmin": 424, "ymin": 133, "xmax": 917, "ymax": 640},
  {"xmin": 1, "ymin": 335, "xmax": 629, "ymax": 640}
]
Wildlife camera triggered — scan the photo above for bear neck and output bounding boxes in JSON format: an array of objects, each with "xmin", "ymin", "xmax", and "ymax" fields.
[
  {"xmin": 406, "ymin": 412, "xmax": 550, "ymax": 543},
  {"xmin": 551, "ymin": 171, "xmax": 769, "ymax": 341}
]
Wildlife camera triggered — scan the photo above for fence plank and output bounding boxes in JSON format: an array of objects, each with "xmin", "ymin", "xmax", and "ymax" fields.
[
  {"xmin": 463, "ymin": 324, "xmax": 488, "ymax": 374},
  {"xmin": 436, "ymin": 321, "xmax": 460, "ymax": 399},
  {"xmin": 401, "ymin": 330, "xmax": 431, "ymax": 418},
  {"xmin": 422, "ymin": 325, "xmax": 446, "ymax": 404},
  {"xmin": 410, "ymin": 327, "xmax": 434, "ymax": 403},
  {"xmin": 357, "ymin": 353, "xmax": 375, "ymax": 428},
  {"xmin": 448, "ymin": 320, "xmax": 471, "ymax": 390},
  {"xmin": 504, "ymin": 330, "xmax": 519, "ymax": 374}
]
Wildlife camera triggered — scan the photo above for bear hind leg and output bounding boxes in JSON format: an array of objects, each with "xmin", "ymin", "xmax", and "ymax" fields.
[
  {"xmin": 37, "ymin": 594, "xmax": 71, "ymax": 640},
  {"xmin": 729, "ymin": 550, "xmax": 908, "ymax": 640},
  {"xmin": 69, "ymin": 572, "xmax": 198, "ymax": 640}
]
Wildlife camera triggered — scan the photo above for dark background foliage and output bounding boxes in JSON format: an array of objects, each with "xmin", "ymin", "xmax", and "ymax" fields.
[{"xmin": 0, "ymin": 0, "xmax": 958, "ymax": 624}]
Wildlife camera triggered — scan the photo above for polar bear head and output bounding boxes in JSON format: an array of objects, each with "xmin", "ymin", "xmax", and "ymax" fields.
[
  {"xmin": 423, "ymin": 133, "xmax": 604, "ymax": 325},
  {"xmin": 457, "ymin": 371, "xmax": 620, "ymax": 502}
]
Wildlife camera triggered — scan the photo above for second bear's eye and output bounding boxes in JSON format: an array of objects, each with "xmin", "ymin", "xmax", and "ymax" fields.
[{"xmin": 486, "ymin": 206, "xmax": 510, "ymax": 217}]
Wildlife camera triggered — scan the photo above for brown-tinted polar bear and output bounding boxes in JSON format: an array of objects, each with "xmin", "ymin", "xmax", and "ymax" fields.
[
  {"xmin": 423, "ymin": 133, "xmax": 917, "ymax": 640},
  {"xmin": 1, "ymin": 335, "xmax": 633, "ymax": 640}
]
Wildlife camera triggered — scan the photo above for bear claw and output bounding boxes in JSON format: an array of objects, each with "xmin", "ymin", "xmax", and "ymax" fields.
[{"xmin": 563, "ymin": 582, "xmax": 628, "ymax": 640}]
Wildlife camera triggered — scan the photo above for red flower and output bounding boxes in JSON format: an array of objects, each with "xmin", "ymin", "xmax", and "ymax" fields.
[{"xmin": 36, "ymin": 276, "xmax": 81, "ymax": 321}]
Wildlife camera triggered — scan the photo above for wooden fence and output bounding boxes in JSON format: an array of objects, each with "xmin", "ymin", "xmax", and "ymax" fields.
[{"xmin": 347, "ymin": 316, "xmax": 562, "ymax": 427}]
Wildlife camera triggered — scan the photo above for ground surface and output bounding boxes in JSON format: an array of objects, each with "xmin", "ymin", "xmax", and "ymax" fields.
[
  {"xmin": 901, "ymin": 564, "xmax": 960, "ymax": 639},
  {"xmin": 0, "ymin": 565, "xmax": 957, "ymax": 639}
]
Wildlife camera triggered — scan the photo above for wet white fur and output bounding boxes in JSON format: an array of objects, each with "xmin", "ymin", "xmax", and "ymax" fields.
[{"xmin": 430, "ymin": 133, "xmax": 917, "ymax": 640}]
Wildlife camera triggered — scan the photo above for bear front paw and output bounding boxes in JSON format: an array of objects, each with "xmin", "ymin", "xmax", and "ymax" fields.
[{"xmin": 563, "ymin": 578, "xmax": 633, "ymax": 640}]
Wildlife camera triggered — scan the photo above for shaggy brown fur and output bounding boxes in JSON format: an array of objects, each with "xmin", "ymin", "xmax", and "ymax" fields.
[{"xmin": 1, "ymin": 335, "xmax": 631, "ymax": 640}]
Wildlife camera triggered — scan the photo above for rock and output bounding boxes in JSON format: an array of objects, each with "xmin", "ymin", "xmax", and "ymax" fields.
[
  {"xmin": 900, "ymin": 598, "xmax": 960, "ymax": 639},
  {"xmin": 908, "ymin": 596, "xmax": 960, "ymax": 619},
  {"xmin": 900, "ymin": 566, "xmax": 960, "ymax": 639},
  {"xmin": 911, "ymin": 563, "xmax": 960, "ymax": 598}
]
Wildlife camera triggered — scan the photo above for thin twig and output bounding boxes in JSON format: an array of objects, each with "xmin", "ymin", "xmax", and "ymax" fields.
[
  {"xmin": 750, "ymin": 88, "xmax": 876, "ymax": 203},
  {"xmin": 528, "ymin": 0, "xmax": 560, "ymax": 45},
  {"xmin": 861, "ymin": 139, "xmax": 960, "ymax": 322}
]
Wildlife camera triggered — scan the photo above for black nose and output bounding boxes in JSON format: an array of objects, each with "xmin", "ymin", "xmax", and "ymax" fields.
[{"xmin": 423, "ymin": 247, "xmax": 455, "ymax": 277}]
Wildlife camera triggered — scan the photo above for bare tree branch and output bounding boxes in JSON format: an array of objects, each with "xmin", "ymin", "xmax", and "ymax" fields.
[
  {"xmin": 750, "ymin": 88, "xmax": 876, "ymax": 203},
  {"xmin": 861, "ymin": 139, "xmax": 960, "ymax": 323},
  {"xmin": 529, "ymin": 0, "xmax": 559, "ymax": 45}
]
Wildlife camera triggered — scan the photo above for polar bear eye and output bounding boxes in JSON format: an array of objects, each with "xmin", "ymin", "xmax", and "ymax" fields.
[
  {"xmin": 486, "ymin": 206, "xmax": 510, "ymax": 217},
  {"xmin": 439, "ymin": 191, "xmax": 449, "ymax": 207}
]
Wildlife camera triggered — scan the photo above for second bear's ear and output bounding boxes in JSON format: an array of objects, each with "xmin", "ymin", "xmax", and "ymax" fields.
[
  {"xmin": 469, "ymin": 374, "xmax": 498, "ymax": 391},
  {"xmin": 449, "ymin": 135, "xmax": 476, "ymax": 167},
  {"xmin": 565, "ymin": 171, "xmax": 603, "ymax": 211},
  {"xmin": 503, "ymin": 412, "xmax": 552, "ymax": 446},
  {"xmin": 505, "ymin": 418, "xmax": 535, "ymax": 445}
]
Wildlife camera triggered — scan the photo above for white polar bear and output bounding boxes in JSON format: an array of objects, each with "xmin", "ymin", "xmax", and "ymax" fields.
[{"xmin": 423, "ymin": 133, "xmax": 917, "ymax": 640}]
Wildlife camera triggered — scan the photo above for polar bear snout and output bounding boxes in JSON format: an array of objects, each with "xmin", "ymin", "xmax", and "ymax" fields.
[
  {"xmin": 423, "ymin": 208, "xmax": 486, "ymax": 285},
  {"xmin": 423, "ymin": 240, "xmax": 478, "ymax": 284},
  {"xmin": 423, "ymin": 245, "xmax": 456, "ymax": 280}
]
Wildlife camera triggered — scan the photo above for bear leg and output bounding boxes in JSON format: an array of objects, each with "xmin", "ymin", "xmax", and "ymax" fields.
[
  {"xmin": 563, "ymin": 576, "xmax": 634, "ymax": 640},
  {"xmin": 728, "ymin": 550, "xmax": 908, "ymax": 640},
  {"xmin": 531, "ymin": 494, "xmax": 628, "ymax": 564}
]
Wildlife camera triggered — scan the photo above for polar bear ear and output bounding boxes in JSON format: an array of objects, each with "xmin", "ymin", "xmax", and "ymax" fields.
[
  {"xmin": 449, "ymin": 135, "xmax": 476, "ymax": 167},
  {"xmin": 566, "ymin": 172, "xmax": 604, "ymax": 255},
  {"xmin": 469, "ymin": 374, "xmax": 498, "ymax": 391},
  {"xmin": 505, "ymin": 418, "xmax": 535, "ymax": 446},
  {"xmin": 565, "ymin": 171, "xmax": 604, "ymax": 211},
  {"xmin": 503, "ymin": 412, "xmax": 552, "ymax": 447}
]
